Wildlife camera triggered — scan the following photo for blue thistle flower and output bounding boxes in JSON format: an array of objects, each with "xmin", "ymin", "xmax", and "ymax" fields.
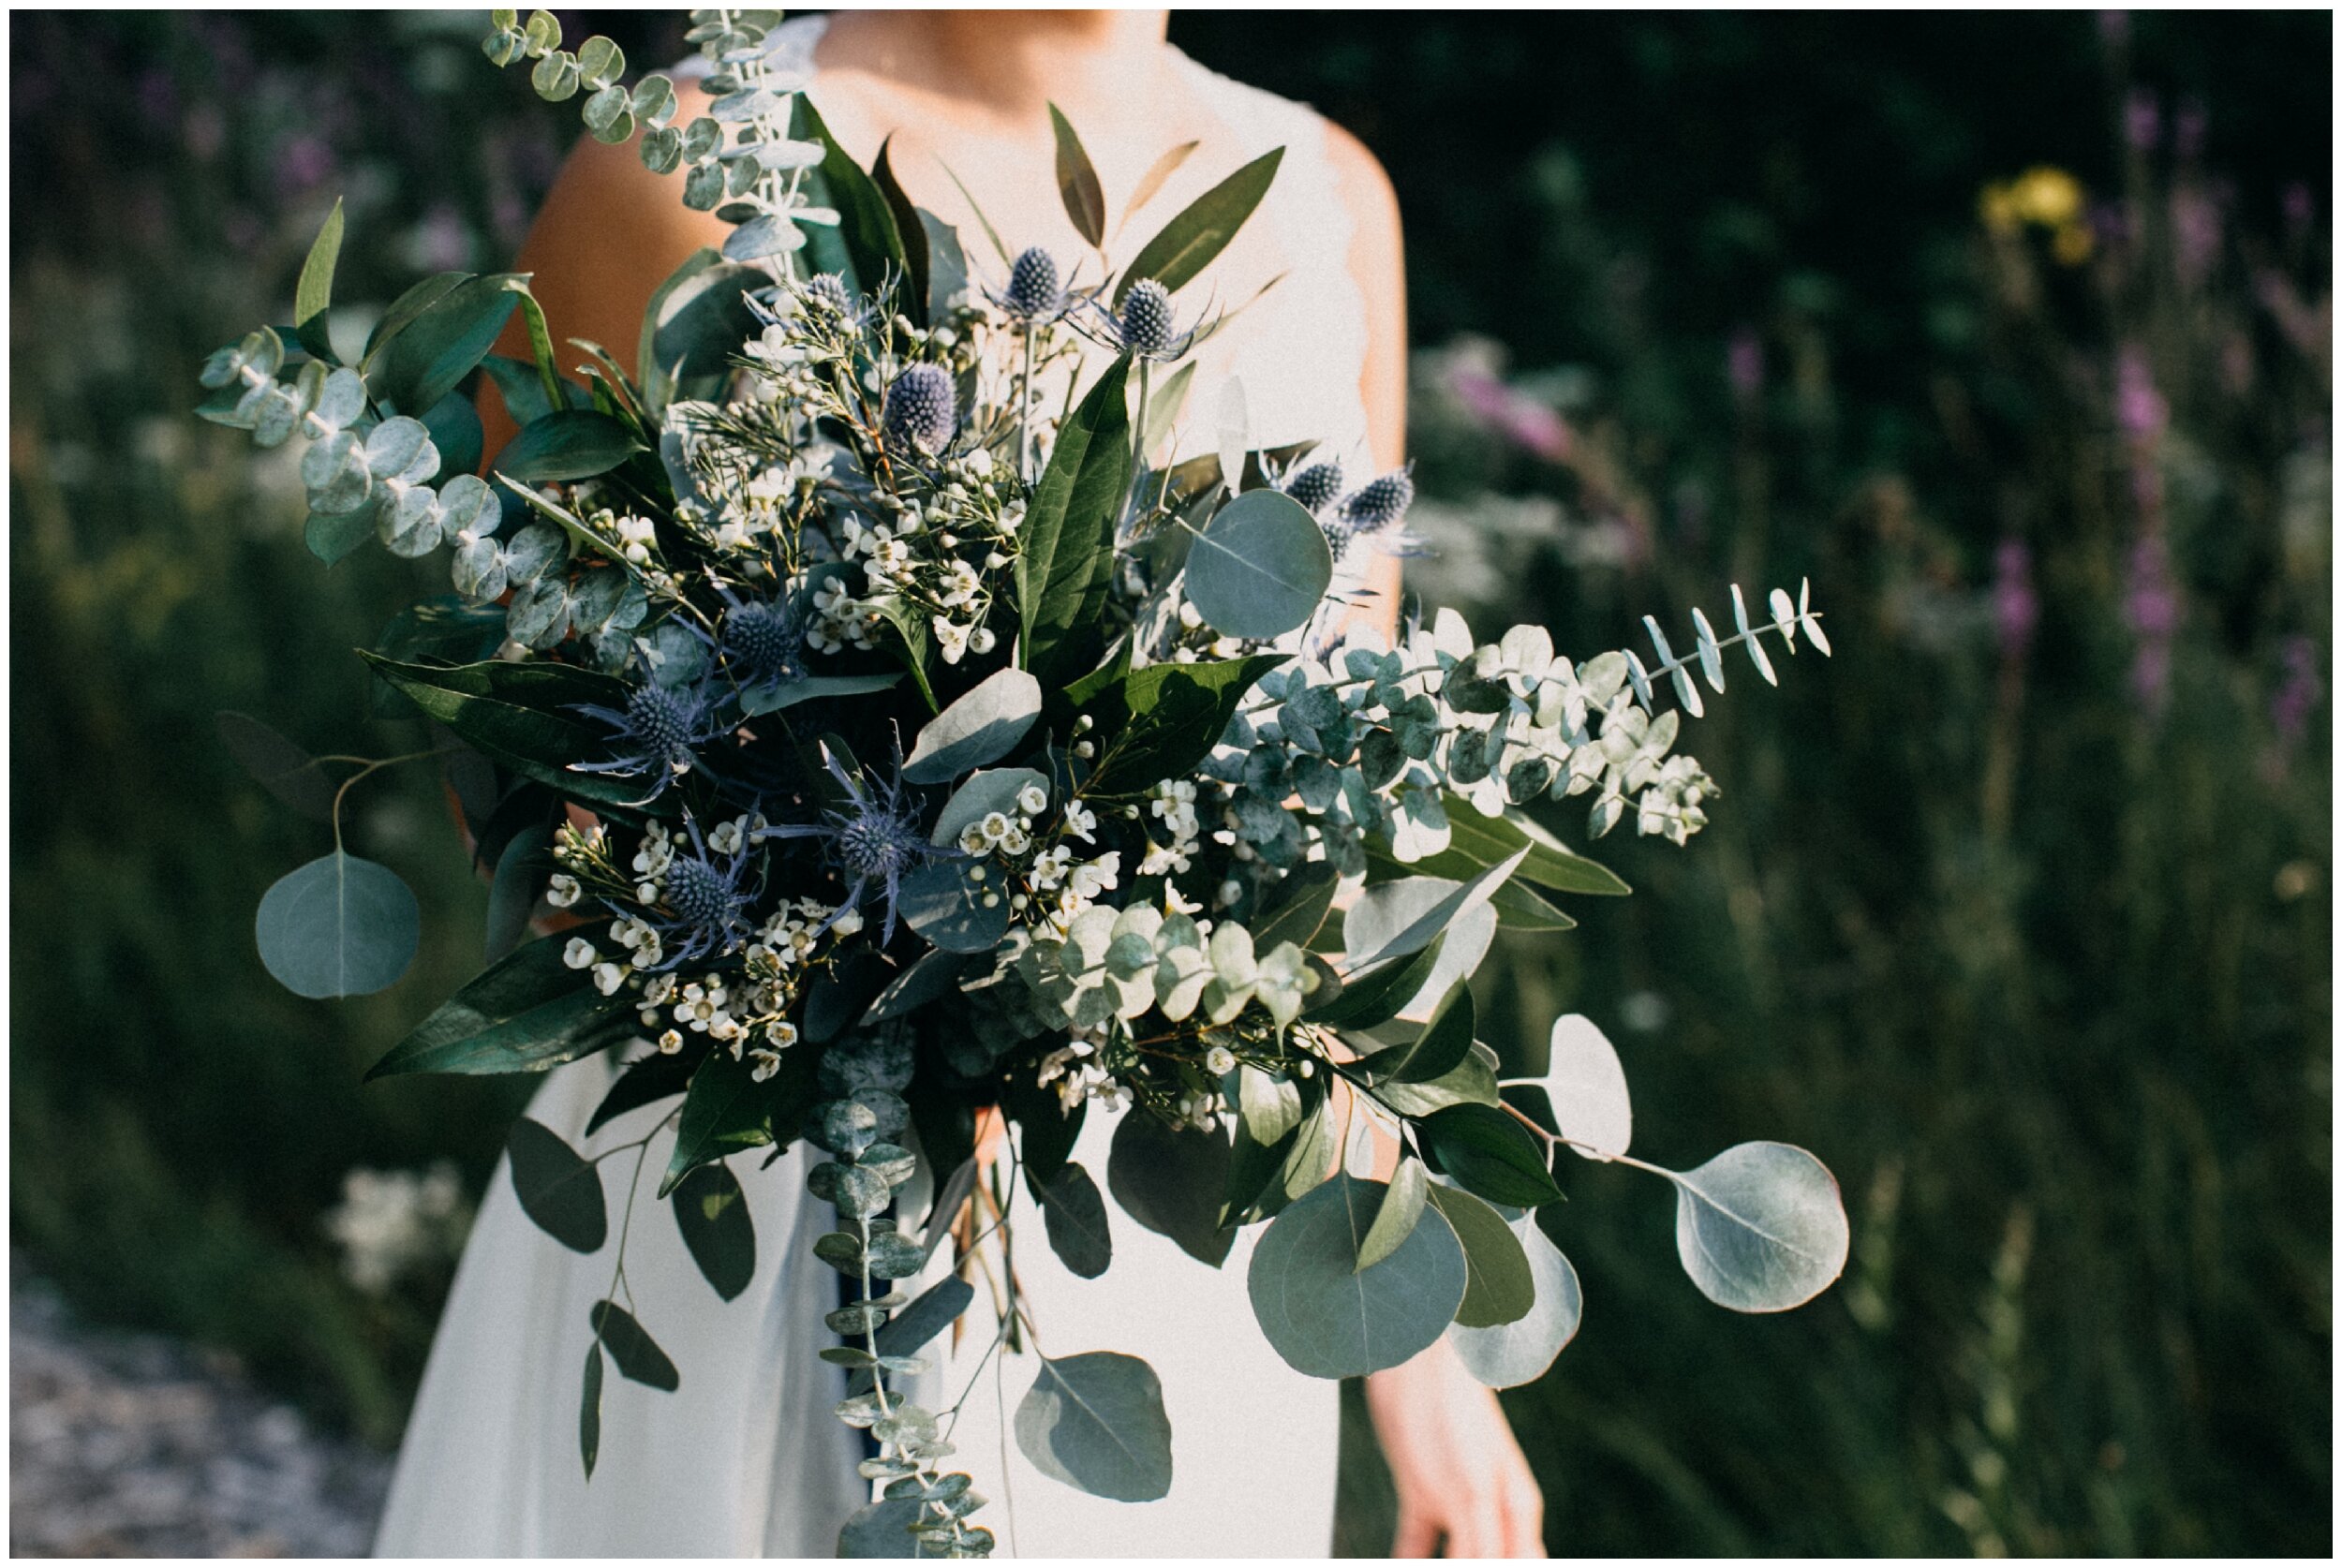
[
  {"xmin": 1339, "ymin": 467, "xmax": 1416, "ymax": 534},
  {"xmin": 987, "ymin": 246, "xmax": 1071, "ymax": 324},
  {"xmin": 753, "ymin": 744, "xmax": 941, "ymax": 943},
  {"xmin": 1077, "ymin": 277, "xmax": 1201, "ymax": 362},
  {"xmin": 1282, "ymin": 460, "xmax": 1345, "ymax": 514},
  {"xmin": 720, "ymin": 593, "xmax": 807, "ymax": 688},
  {"xmin": 627, "ymin": 814, "xmax": 759, "ymax": 970},
  {"xmin": 882, "ymin": 363, "xmax": 957, "ymax": 456},
  {"xmin": 570, "ymin": 677, "xmax": 729, "ymax": 804}
]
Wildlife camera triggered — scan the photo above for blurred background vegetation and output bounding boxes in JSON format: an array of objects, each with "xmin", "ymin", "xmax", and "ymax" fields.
[{"xmin": 10, "ymin": 8, "xmax": 2329, "ymax": 1556}]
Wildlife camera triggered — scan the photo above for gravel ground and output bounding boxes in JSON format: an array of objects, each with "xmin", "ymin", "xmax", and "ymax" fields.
[{"xmin": 10, "ymin": 1262, "xmax": 393, "ymax": 1558}]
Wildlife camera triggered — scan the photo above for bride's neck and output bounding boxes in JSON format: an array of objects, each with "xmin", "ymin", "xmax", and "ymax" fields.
[{"xmin": 818, "ymin": 9, "xmax": 1174, "ymax": 129}]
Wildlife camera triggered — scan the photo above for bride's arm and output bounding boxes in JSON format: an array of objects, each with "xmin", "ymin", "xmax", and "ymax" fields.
[{"xmin": 1329, "ymin": 121, "xmax": 1548, "ymax": 1561}]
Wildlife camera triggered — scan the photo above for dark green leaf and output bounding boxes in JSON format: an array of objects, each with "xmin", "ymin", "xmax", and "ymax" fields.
[
  {"xmin": 1080, "ymin": 653, "xmax": 1287, "ymax": 797},
  {"xmin": 508, "ymin": 1117, "xmax": 607, "ymax": 1251},
  {"xmin": 1423, "ymin": 1182, "xmax": 1534, "ymax": 1328},
  {"xmin": 1358, "ymin": 982, "xmax": 1475, "ymax": 1084},
  {"xmin": 1031, "ymin": 1161, "xmax": 1112, "ymax": 1279},
  {"xmin": 304, "ymin": 509, "xmax": 374, "ymax": 567},
  {"xmin": 215, "ymin": 711, "xmax": 336, "ymax": 823},
  {"xmin": 1106, "ymin": 1114, "xmax": 1235, "ymax": 1267},
  {"xmin": 1252, "ymin": 861, "xmax": 1340, "ymax": 954},
  {"xmin": 586, "ymin": 1043, "xmax": 705, "ymax": 1135},
  {"xmin": 1418, "ymin": 1103, "xmax": 1563, "ymax": 1207},
  {"xmin": 1246, "ymin": 1174, "xmax": 1467, "ymax": 1379},
  {"xmin": 357, "ymin": 654, "xmax": 643, "ymax": 807},
  {"xmin": 1017, "ymin": 356, "xmax": 1131, "ymax": 688},
  {"xmin": 421, "ymin": 390, "xmax": 484, "ymax": 482},
  {"xmin": 588, "ymin": 1299, "xmax": 680, "ymax": 1390},
  {"xmin": 1015, "ymin": 1353, "xmax": 1173, "ymax": 1501},
  {"xmin": 645, "ymin": 259, "xmax": 763, "ymax": 409},
  {"xmin": 365, "ymin": 273, "xmax": 522, "ymax": 416},
  {"xmin": 1182, "ymin": 488, "xmax": 1332, "ymax": 640},
  {"xmin": 1409, "ymin": 798, "xmax": 1631, "ymax": 897},
  {"xmin": 870, "ymin": 137, "xmax": 930, "ymax": 327},
  {"xmin": 292, "ymin": 197, "xmax": 344, "ymax": 362},
  {"xmin": 1365, "ymin": 1043, "xmax": 1501, "ymax": 1118},
  {"xmin": 1356, "ymin": 1155, "xmax": 1428, "ymax": 1273},
  {"xmin": 1117, "ymin": 147, "xmax": 1282, "ymax": 302},
  {"xmin": 838, "ymin": 1499, "xmax": 921, "ymax": 1557},
  {"xmin": 364, "ymin": 271, "xmax": 467, "ymax": 362},
  {"xmin": 1304, "ymin": 935, "xmax": 1446, "ymax": 1030},
  {"xmin": 673, "ymin": 1161, "xmax": 756, "ymax": 1301},
  {"xmin": 494, "ymin": 408, "xmax": 642, "ymax": 484},
  {"xmin": 483, "ymin": 821, "xmax": 552, "ymax": 964},
  {"xmin": 660, "ymin": 1044, "xmax": 784, "ymax": 1196},
  {"xmin": 368, "ymin": 935, "xmax": 630, "ymax": 1079},
  {"xmin": 1047, "ymin": 102, "xmax": 1107, "ymax": 247},
  {"xmin": 790, "ymin": 96, "xmax": 908, "ymax": 298},
  {"xmin": 1001, "ymin": 1073, "xmax": 1084, "ymax": 1178},
  {"xmin": 874, "ymin": 1275, "xmax": 976, "ymax": 1359},
  {"xmin": 917, "ymin": 206, "xmax": 969, "ymax": 322},
  {"xmin": 901, "ymin": 667, "xmax": 1043, "ymax": 784},
  {"xmin": 579, "ymin": 1341, "xmax": 604, "ymax": 1478}
]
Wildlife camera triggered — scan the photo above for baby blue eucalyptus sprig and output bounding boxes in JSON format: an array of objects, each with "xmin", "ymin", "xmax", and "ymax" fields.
[{"xmin": 482, "ymin": 8, "xmax": 837, "ymax": 269}]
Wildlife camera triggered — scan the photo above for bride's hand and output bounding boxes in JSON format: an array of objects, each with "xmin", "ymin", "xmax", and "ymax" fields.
[{"xmin": 1363, "ymin": 1337, "xmax": 1546, "ymax": 1559}]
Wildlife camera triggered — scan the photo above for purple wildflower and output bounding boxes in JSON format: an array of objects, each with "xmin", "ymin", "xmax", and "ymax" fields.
[{"xmin": 570, "ymin": 678, "xmax": 731, "ymax": 805}]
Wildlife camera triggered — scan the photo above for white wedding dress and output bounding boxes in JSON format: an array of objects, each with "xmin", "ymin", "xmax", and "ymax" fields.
[{"xmin": 375, "ymin": 17, "xmax": 1373, "ymax": 1558}]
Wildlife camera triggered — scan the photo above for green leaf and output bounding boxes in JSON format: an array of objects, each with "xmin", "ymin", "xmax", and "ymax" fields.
[
  {"xmin": 1447, "ymin": 1218, "xmax": 1582, "ymax": 1388},
  {"xmin": 1015, "ymin": 1353, "xmax": 1173, "ymax": 1501},
  {"xmin": 1182, "ymin": 488, "xmax": 1332, "ymax": 640},
  {"xmin": 837, "ymin": 1499, "xmax": 920, "ymax": 1557},
  {"xmin": 586, "ymin": 1043, "xmax": 704, "ymax": 1134},
  {"xmin": 215, "ymin": 711, "xmax": 336, "ymax": 823},
  {"xmin": 483, "ymin": 821, "xmax": 552, "ymax": 964},
  {"xmin": 365, "ymin": 273, "xmax": 523, "ymax": 417},
  {"xmin": 1253, "ymin": 861, "xmax": 1340, "ymax": 954},
  {"xmin": 507, "ymin": 1117, "xmax": 607, "ymax": 1252},
  {"xmin": 255, "ymin": 852, "xmax": 420, "ymax": 999},
  {"xmin": 790, "ymin": 96, "xmax": 908, "ymax": 298},
  {"xmin": 1246, "ymin": 1174, "xmax": 1467, "ymax": 1379},
  {"xmin": 481, "ymin": 353, "xmax": 583, "ymax": 428},
  {"xmin": 660, "ymin": 1045, "xmax": 786, "ymax": 1197},
  {"xmin": 1419, "ymin": 1103, "xmax": 1563, "ymax": 1207},
  {"xmin": 1422, "ymin": 1182, "xmax": 1534, "ymax": 1328},
  {"xmin": 1535, "ymin": 1013, "xmax": 1634, "ymax": 1160},
  {"xmin": 1106, "ymin": 1113, "xmax": 1236, "ymax": 1267},
  {"xmin": 672, "ymin": 1161, "xmax": 756, "ymax": 1301},
  {"xmin": 1017, "ymin": 357, "xmax": 1132, "ymax": 688},
  {"xmin": 369, "ymin": 935, "xmax": 630, "ymax": 1079},
  {"xmin": 1366, "ymin": 1042, "xmax": 1501, "ymax": 1119},
  {"xmin": 931, "ymin": 768, "xmax": 1051, "ymax": 851},
  {"xmin": 304, "ymin": 509, "xmax": 375, "ymax": 567},
  {"xmin": 1304, "ymin": 935, "xmax": 1446, "ymax": 1031},
  {"xmin": 860, "ymin": 949, "xmax": 971, "ymax": 1028},
  {"xmin": 1360, "ymin": 982, "xmax": 1476, "ymax": 1085},
  {"xmin": 874, "ymin": 1275, "xmax": 976, "ymax": 1359},
  {"xmin": 1080, "ymin": 652, "xmax": 1287, "ymax": 798},
  {"xmin": 901, "ymin": 667, "xmax": 1043, "ymax": 785},
  {"xmin": 1220, "ymin": 1113, "xmax": 1299, "ymax": 1228},
  {"xmin": 918, "ymin": 207, "xmax": 970, "ymax": 323},
  {"xmin": 937, "ymin": 157, "xmax": 1011, "ymax": 267},
  {"xmin": 357, "ymin": 654, "xmax": 643, "ymax": 808},
  {"xmin": 495, "ymin": 408, "xmax": 643, "ymax": 484},
  {"xmin": 1356, "ymin": 1156, "xmax": 1427, "ymax": 1273},
  {"xmin": 645, "ymin": 259, "xmax": 763, "ymax": 409},
  {"xmin": 421, "ymin": 390, "xmax": 485, "ymax": 482},
  {"xmin": 589, "ymin": 1299, "xmax": 679, "ymax": 1390},
  {"xmin": 1343, "ymin": 851, "xmax": 1529, "ymax": 972},
  {"xmin": 363, "ymin": 272, "xmax": 467, "ymax": 362},
  {"xmin": 1031, "ymin": 1161, "xmax": 1112, "ymax": 1280},
  {"xmin": 739, "ymin": 672, "xmax": 905, "ymax": 717},
  {"xmin": 1238, "ymin": 1064, "xmax": 1306, "ymax": 1146},
  {"xmin": 896, "ymin": 861, "xmax": 1011, "ymax": 954},
  {"xmin": 292, "ymin": 197, "xmax": 345, "ymax": 362},
  {"xmin": 1411, "ymin": 799, "xmax": 1632, "ymax": 896},
  {"xmin": 579, "ymin": 1341, "xmax": 604, "ymax": 1478},
  {"xmin": 1118, "ymin": 146, "xmax": 1282, "ymax": 303},
  {"xmin": 1668, "ymin": 1142, "xmax": 1850, "ymax": 1312},
  {"xmin": 1047, "ymin": 102, "xmax": 1108, "ymax": 248},
  {"xmin": 1001, "ymin": 1075, "xmax": 1085, "ymax": 1179},
  {"xmin": 869, "ymin": 136, "xmax": 930, "ymax": 328}
]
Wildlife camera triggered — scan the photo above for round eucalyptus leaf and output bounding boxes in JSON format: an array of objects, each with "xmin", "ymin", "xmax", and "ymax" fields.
[
  {"xmin": 500, "ymin": 521, "xmax": 569, "ymax": 584},
  {"xmin": 531, "ymin": 49, "xmax": 581, "ymax": 101},
  {"xmin": 1183, "ymin": 488, "xmax": 1332, "ymax": 639},
  {"xmin": 1538, "ymin": 1013, "xmax": 1633, "ymax": 1160},
  {"xmin": 310, "ymin": 365, "xmax": 368, "ymax": 432},
  {"xmin": 1446, "ymin": 1218, "xmax": 1582, "ymax": 1388},
  {"xmin": 582, "ymin": 84, "xmax": 634, "ymax": 144},
  {"xmin": 896, "ymin": 861, "xmax": 1011, "ymax": 954},
  {"xmin": 378, "ymin": 486, "xmax": 443, "ymax": 558},
  {"xmin": 451, "ymin": 534, "xmax": 509, "ymax": 602},
  {"xmin": 437, "ymin": 473, "xmax": 501, "ymax": 540},
  {"xmin": 679, "ymin": 115, "xmax": 722, "ymax": 162},
  {"xmin": 1670, "ymin": 1141, "xmax": 1850, "ymax": 1313},
  {"xmin": 301, "ymin": 429, "xmax": 373, "ymax": 515},
  {"xmin": 1423, "ymin": 1182, "xmax": 1534, "ymax": 1328},
  {"xmin": 1106, "ymin": 1112, "xmax": 1236, "ymax": 1267},
  {"xmin": 682, "ymin": 160, "xmax": 726, "ymax": 212},
  {"xmin": 505, "ymin": 576, "xmax": 571, "ymax": 649},
  {"xmin": 1014, "ymin": 1353, "xmax": 1174, "ymax": 1501},
  {"xmin": 1248, "ymin": 1174, "xmax": 1467, "ymax": 1379},
  {"xmin": 1031, "ymin": 1161, "xmax": 1112, "ymax": 1280},
  {"xmin": 902, "ymin": 668, "xmax": 1044, "ymax": 784},
  {"xmin": 723, "ymin": 213, "xmax": 807, "ymax": 262},
  {"xmin": 506, "ymin": 1116, "xmax": 608, "ymax": 1253},
  {"xmin": 631, "ymin": 73, "xmax": 678, "ymax": 129},
  {"xmin": 254, "ymin": 851, "xmax": 420, "ymax": 998},
  {"xmin": 574, "ymin": 34, "xmax": 625, "ymax": 89},
  {"xmin": 639, "ymin": 125, "xmax": 684, "ymax": 175}
]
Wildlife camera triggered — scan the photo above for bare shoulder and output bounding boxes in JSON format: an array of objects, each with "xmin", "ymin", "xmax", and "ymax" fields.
[{"xmin": 1319, "ymin": 118, "xmax": 1403, "ymax": 258}]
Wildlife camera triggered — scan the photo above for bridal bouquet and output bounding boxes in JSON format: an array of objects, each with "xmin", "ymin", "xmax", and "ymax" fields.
[{"xmin": 205, "ymin": 10, "xmax": 1847, "ymax": 1556}]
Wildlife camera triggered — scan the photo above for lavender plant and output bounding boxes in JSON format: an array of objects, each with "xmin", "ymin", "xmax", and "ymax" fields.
[{"xmin": 203, "ymin": 9, "xmax": 1848, "ymax": 1555}]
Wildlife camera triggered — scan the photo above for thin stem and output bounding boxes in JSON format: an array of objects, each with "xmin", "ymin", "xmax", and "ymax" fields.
[
  {"xmin": 327, "ymin": 747, "xmax": 456, "ymax": 854},
  {"xmin": 1016, "ymin": 324, "xmax": 1034, "ymax": 484}
]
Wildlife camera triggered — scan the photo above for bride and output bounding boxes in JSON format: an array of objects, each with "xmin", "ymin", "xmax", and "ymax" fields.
[{"xmin": 375, "ymin": 10, "xmax": 1545, "ymax": 1558}]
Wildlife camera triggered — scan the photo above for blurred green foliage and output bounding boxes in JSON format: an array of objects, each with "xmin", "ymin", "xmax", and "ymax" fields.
[{"xmin": 10, "ymin": 7, "xmax": 2328, "ymax": 1553}]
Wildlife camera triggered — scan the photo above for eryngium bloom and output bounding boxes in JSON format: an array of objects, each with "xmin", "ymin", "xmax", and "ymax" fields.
[
  {"xmin": 1282, "ymin": 460, "xmax": 1344, "ymax": 514},
  {"xmin": 882, "ymin": 363, "xmax": 957, "ymax": 456},
  {"xmin": 570, "ymin": 677, "xmax": 728, "ymax": 803},
  {"xmin": 996, "ymin": 246, "xmax": 1069, "ymax": 323},
  {"xmin": 753, "ymin": 745, "xmax": 940, "ymax": 942},
  {"xmin": 631, "ymin": 814, "xmax": 758, "ymax": 970}
]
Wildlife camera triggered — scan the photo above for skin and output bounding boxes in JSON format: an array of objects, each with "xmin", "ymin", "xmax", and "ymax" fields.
[{"xmin": 491, "ymin": 11, "xmax": 1540, "ymax": 1556}]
